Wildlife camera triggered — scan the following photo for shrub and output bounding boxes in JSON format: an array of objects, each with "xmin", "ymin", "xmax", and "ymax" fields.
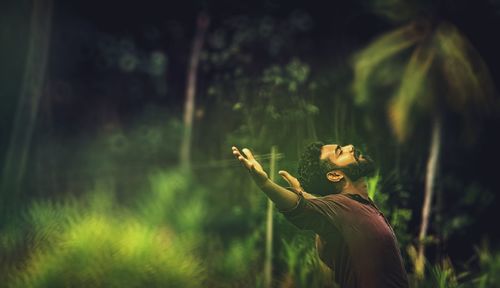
[{"xmin": 7, "ymin": 172, "xmax": 205, "ymax": 288}]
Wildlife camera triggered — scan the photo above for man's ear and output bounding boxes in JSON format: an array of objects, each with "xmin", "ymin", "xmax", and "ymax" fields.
[{"xmin": 326, "ymin": 171, "xmax": 344, "ymax": 183}]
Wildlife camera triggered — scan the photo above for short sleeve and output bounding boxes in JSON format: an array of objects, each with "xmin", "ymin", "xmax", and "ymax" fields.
[
  {"xmin": 280, "ymin": 190, "xmax": 344, "ymax": 236},
  {"xmin": 277, "ymin": 187, "xmax": 303, "ymax": 214}
]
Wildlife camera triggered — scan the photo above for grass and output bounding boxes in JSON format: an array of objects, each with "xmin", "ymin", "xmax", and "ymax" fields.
[{"xmin": 4, "ymin": 171, "xmax": 205, "ymax": 288}]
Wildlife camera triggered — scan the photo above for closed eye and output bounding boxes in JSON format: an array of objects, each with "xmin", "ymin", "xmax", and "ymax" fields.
[{"xmin": 336, "ymin": 146, "xmax": 342, "ymax": 156}]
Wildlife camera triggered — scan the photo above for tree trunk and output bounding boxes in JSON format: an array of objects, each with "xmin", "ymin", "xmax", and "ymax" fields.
[
  {"xmin": 1, "ymin": 0, "xmax": 53, "ymax": 213},
  {"xmin": 179, "ymin": 13, "xmax": 209, "ymax": 172},
  {"xmin": 264, "ymin": 146, "xmax": 278, "ymax": 288},
  {"xmin": 415, "ymin": 116, "xmax": 442, "ymax": 278}
]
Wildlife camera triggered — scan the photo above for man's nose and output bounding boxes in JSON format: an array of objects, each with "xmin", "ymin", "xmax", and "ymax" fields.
[{"xmin": 346, "ymin": 145, "xmax": 354, "ymax": 152}]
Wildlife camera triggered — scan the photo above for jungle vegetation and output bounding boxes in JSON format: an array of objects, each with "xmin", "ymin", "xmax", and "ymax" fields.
[{"xmin": 1, "ymin": 0, "xmax": 500, "ymax": 287}]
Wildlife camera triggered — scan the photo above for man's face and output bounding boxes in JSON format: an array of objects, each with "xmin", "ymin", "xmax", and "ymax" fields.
[
  {"xmin": 320, "ymin": 144, "xmax": 366, "ymax": 168},
  {"xmin": 297, "ymin": 142, "xmax": 375, "ymax": 194}
]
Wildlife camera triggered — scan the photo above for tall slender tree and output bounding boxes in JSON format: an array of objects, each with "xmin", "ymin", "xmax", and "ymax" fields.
[
  {"xmin": 1, "ymin": 0, "xmax": 53, "ymax": 214},
  {"xmin": 180, "ymin": 13, "xmax": 209, "ymax": 171}
]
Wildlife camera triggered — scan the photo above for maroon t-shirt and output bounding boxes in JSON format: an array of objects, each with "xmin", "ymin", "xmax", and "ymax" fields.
[{"xmin": 281, "ymin": 190, "xmax": 409, "ymax": 288}]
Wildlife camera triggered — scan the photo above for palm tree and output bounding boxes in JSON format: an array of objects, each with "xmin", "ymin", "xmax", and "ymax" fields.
[{"xmin": 352, "ymin": 19, "xmax": 495, "ymax": 278}]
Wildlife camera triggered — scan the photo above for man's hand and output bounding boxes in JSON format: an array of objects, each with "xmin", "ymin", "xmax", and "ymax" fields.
[
  {"xmin": 232, "ymin": 146, "xmax": 269, "ymax": 187},
  {"xmin": 279, "ymin": 170, "xmax": 303, "ymax": 191},
  {"xmin": 232, "ymin": 146, "xmax": 300, "ymax": 210},
  {"xmin": 279, "ymin": 170, "xmax": 317, "ymax": 199}
]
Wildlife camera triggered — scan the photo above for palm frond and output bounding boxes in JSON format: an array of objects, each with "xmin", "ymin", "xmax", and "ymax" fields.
[
  {"xmin": 388, "ymin": 43, "xmax": 435, "ymax": 142},
  {"xmin": 352, "ymin": 21, "xmax": 429, "ymax": 105},
  {"xmin": 368, "ymin": 0, "xmax": 422, "ymax": 23},
  {"xmin": 434, "ymin": 22, "xmax": 495, "ymax": 115}
]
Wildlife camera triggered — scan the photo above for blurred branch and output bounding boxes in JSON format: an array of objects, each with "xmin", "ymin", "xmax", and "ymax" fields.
[
  {"xmin": 1, "ymin": 0, "xmax": 53, "ymax": 211},
  {"xmin": 180, "ymin": 12, "xmax": 210, "ymax": 172}
]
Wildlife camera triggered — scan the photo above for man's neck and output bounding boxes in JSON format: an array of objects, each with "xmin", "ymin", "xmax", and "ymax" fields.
[{"xmin": 340, "ymin": 178, "xmax": 369, "ymax": 199}]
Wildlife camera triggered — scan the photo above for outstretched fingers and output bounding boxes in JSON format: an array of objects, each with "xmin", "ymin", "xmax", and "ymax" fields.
[
  {"xmin": 279, "ymin": 170, "xmax": 301, "ymax": 189},
  {"xmin": 241, "ymin": 148, "xmax": 255, "ymax": 161},
  {"xmin": 232, "ymin": 146, "xmax": 242, "ymax": 158},
  {"xmin": 232, "ymin": 146, "xmax": 253, "ymax": 169},
  {"xmin": 232, "ymin": 146, "xmax": 268, "ymax": 186}
]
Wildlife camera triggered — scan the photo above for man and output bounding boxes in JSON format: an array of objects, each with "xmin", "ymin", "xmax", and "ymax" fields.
[{"xmin": 232, "ymin": 142, "xmax": 409, "ymax": 288}]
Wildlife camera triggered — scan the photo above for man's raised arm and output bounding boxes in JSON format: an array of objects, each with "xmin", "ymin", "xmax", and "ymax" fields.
[{"xmin": 231, "ymin": 146, "xmax": 299, "ymax": 211}]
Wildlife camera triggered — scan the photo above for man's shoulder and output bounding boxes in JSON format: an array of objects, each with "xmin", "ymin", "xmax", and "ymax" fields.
[
  {"xmin": 320, "ymin": 193, "xmax": 370, "ymax": 207},
  {"xmin": 321, "ymin": 193, "xmax": 349, "ymax": 201},
  {"xmin": 312, "ymin": 193, "xmax": 352, "ymax": 207}
]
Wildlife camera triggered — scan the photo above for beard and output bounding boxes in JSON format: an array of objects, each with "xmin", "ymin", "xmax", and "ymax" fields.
[{"xmin": 341, "ymin": 155, "xmax": 376, "ymax": 182}]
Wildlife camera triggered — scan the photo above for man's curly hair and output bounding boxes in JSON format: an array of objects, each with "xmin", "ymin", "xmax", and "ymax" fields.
[
  {"xmin": 297, "ymin": 142, "xmax": 336, "ymax": 196},
  {"xmin": 297, "ymin": 141, "xmax": 375, "ymax": 196}
]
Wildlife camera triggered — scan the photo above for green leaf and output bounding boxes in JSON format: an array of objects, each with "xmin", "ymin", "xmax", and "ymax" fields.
[
  {"xmin": 388, "ymin": 43, "xmax": 435, "ymax": 142},
  {"xmin": 434, "ymin": 22, "xmax": 495, "ymax": 115},
  {"xmin": 352, "ymin": 22, "xmax": 427, "ymax": 105}
]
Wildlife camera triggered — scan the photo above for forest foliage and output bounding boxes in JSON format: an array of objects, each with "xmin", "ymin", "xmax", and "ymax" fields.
[{"xmin": 1, "ymin": 1, "xmax": 500, "ymax": 287}]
